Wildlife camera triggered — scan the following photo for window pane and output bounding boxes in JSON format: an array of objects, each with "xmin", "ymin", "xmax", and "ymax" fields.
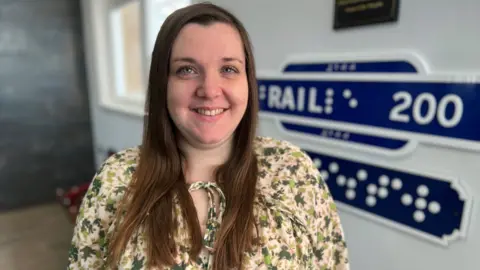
[
  {"xmin": 110, "ymin": 1, "xmax": 144, "ymax": 97},
  {"xmin": 145, "ymin": 0, "xmax": 191, "ymax": 55}
]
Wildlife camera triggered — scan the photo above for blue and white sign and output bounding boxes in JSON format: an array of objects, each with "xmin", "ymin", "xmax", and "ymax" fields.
[
  {"xmin": 258, "ymin": 74, "xmax": 480, "ymax": 152},
  {"xmin": 278, "ymin": 51, "xmax": 430, "ymax": 74},
  {"xmin": 306, "ymin": 150, "xmax": 470, "ymax": 246},
  {"xmin": 283, "ymin": 60, "xmax": 418, "ymax": 73},
  {"xmin": 256, "ymin": 52, "xmax": 475, "ymax": 246}
]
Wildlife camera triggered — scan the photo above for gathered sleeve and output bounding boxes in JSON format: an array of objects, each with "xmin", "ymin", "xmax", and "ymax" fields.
[{"xmin": 67, "ymin": 155, "xmax": 127, "ymax": 270}]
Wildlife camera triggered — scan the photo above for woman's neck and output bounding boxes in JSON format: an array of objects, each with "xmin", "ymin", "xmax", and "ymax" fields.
[{"xmin": 179, "ymin": 136, "xmax": 233, "ymax": 184}]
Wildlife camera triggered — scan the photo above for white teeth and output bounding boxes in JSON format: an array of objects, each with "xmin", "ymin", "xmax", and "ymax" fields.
[{"xmin": 196, "ymin": 108, "xmax": 225, "ymax": 116}]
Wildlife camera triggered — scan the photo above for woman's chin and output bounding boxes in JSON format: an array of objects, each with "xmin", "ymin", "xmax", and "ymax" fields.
[
  {"xmin": 196, "ymin": 136, "xmax": 228, "ymax": 147},
  {"xmin": 191, "ymin": 132, "xmax": 234, "ymax": 149}
]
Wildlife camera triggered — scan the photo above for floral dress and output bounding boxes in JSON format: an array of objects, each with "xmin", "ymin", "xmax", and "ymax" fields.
[{"xmin": 67, "ymin": 136, "xmax": 350, "ymax": 269}]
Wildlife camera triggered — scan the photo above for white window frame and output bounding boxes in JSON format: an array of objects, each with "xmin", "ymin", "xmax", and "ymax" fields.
[{"xmin": 80, "ymin": 0, "xmax": 190, "ymax": 117}]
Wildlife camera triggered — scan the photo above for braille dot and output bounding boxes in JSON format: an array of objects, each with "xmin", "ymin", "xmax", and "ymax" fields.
[
  {"xmin": 346, "ymin": 189, "xmax": 356, "ymax": 200},
  {"xmin": 347, "ymin": 178, "xmax": 357, "ymax": 189},
  {"xmin": 325, "ymin": 97, "xmax": 333, "ymax": 105},
  {"xmin": 378, "ymin": 187, "xmax": 389, "ymax": 199},
  {"xmin": 314, "ymin": 158, "xmax": 322, "ymax": 168},
  {"xmin": 428, "ymin": 201, "xmax": 441, "ymax": 214},
  {"xmin": 391, "ymin": 178, "xmax": 403, "ymax": 190},
  {"xmin": 343, "ymin": 89, "xmax": 352, "ymax": 99},
  {"xmin": 367, "ymin": 184, "xmax": 377, "ymax": 195},
  {"xmin": 321, "ymin": 170, "xmax": 329, "ymax": 180},
  {"xmin": 326, "ymin": 88, "xmax": 334, "ymax": 96},
  {"xmin": 417, "ymin": 185, "xmax": 429, "ymax": 197},
  {"xmin": 325, "ymin": 106, "xmax": 333, "ymax": 114},
  {"xmin": 401, "ymin": 194, "xmax": 413, "ymax": 206},
  {"xmin": 415, "ymin": 198, "xmax": 427, "ymax": 210},
  {"xmin": 357, "ymin": 169, "xmax": 368, "ymax": 181},
  {"xmin": 329, "ymin": 162, "xmax": 339, "ymax": 173},
  {"xmin": 413, "ymin": 210, "xmax": 425, "ymax": 223},
  {"xmin": 336, "ymin": 175, "xmax": 347, "ymax": 186},
  {"xmin": 349, "ymin": 99, "xmax": 358, "ymax": 108},
  {"xmin": 379, "ymin": 175, "xmax": 390, "ymax": 186},
  {"xmin": 366, "ymin": 196, "xmax": 376, "ymax": 207}
]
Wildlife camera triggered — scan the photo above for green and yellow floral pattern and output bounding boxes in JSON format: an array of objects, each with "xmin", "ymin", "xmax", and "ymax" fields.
[{"xmin": 67, "ymin": 136, "xmax": 349, "ymax": 269}]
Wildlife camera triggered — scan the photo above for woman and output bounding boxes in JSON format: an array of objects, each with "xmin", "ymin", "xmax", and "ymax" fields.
[{"xmin": 68, "ymin": 2, "xmax": 349, "ymax": 269}]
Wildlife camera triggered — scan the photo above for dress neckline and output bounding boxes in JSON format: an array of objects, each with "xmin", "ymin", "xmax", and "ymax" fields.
[{"xmin": 188, "ymin": 181, "xmax": 226, "ymax": 253}]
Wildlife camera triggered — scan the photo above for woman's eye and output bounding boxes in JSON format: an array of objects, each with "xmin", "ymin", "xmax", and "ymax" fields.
[
  {"xmin": 176, "ymin": 66, "xmax": 196, "ymax": 75},
  {"xmin": 222, "ymin": 66, "xmax": 239, "ymax": 74}
]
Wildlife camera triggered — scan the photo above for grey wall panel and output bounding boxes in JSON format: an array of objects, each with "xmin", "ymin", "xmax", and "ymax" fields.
[{"xmin": 0, "ymin": 0, "xmax": 94, "ymax": 211}]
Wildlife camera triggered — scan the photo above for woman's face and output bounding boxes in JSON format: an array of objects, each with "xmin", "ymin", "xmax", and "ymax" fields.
[{"xmin": 167, "ymin": 22, "xmax": 248, "ymax": 149}]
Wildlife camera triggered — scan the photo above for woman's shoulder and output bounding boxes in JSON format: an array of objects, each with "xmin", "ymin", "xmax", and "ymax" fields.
[
  {"xmin": 253, "ymin": 136, "xmax": 311, "ymax": 162},
  {"xmin": 253, "ymin": 136, "xmax": 320, "ymax": 189},
  {"xmin": 88, "ymin": 146, "xmax": 141, "ymax": 200},
  {"xmin": 253, "ymin": 136, "xmax": 302, "ymax": 154},
  {"xmin": 98, "ymin": 146, "xmax": 140, "ymax": 176},
  {"xmin": 100, "ymin": 146, "xmax": 141, "ymax": 173}
]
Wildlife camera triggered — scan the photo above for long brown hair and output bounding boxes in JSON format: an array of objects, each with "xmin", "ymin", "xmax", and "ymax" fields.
[{"xmin": 107, "ymin": 2, "xmax": 259, "ymax": 269}]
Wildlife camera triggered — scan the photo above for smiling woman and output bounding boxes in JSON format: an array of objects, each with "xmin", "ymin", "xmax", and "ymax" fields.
[
  {"xmin": 167, "ymin": 22, "xmax": 249, "ymax": 148},
  {"xmin": 70, "ymin": 2, "xmax": 350, "ymax": 270}
]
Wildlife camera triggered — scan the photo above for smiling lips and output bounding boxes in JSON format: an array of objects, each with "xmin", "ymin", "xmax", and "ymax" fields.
[{"xmin": 192, "ymin": 108, "xmax": 227, "ymax": 116}]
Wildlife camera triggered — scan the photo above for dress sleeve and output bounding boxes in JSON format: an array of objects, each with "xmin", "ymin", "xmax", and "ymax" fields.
[
  {"xmin": 67, "ymin": 158, "xmax": 122, "ymax": 270},
  {"xmin": 294, "ymin": 149, "xmax": 350, "ymax": 270}
]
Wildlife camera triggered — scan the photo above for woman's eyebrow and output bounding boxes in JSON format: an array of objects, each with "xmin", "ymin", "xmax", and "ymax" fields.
[
  {"xmin": 172, "ymin": 57, "xmax": 244, "ymax": 64},
  {"xmin": 222, "ymin": 57, "xmax": 243, "ymax": 64},
  {"xmin": 172, "ymin": 57, "xmax": 197, "ymax": 64}
]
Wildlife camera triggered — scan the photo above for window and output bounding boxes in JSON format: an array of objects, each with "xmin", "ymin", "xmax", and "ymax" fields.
[
  {"xmin": 144, "ymin": 0, "xmax": 191, "ymax": 56},
  {"xmin": 110, "ymin": 1, "xmax": 144, "ymax": 99},
  {"xmin": 82, "ymin": 0, "xmax": 190, "ymax": 116}
]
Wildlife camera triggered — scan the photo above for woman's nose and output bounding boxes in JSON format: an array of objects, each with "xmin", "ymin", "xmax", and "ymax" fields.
[{"xmin": 196, "ymin": 72, "xmax": 221, "ymax": 98}]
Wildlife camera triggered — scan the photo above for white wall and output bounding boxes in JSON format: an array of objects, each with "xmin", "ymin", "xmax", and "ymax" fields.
[
  {"xmin": 81, "ymin": 0, "xmax": 480, "ymax": 269},
  {"xmin": 220, "ymin": 0, "xmax": 480, "ymax": 74}
]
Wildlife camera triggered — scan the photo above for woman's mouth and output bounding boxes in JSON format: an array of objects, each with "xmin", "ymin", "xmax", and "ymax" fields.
[{"xmin": 192, "ymin": 108, "xmax": 227, "ymax": 116}]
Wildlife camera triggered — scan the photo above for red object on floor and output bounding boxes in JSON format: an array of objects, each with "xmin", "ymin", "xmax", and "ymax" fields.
[{"xmin": 56, "ymin": 182, "xmax": 90, "ymax": 223}]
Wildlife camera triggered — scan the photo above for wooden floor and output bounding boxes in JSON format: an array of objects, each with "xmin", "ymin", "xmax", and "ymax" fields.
[{"xmin": 0, "ymin": 203, "xmax": 74, "ymax": 270}]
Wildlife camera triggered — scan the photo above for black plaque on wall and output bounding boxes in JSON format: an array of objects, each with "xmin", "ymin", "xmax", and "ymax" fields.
[{"xmin": 333, "ymin": 0, "xmax": 399, "ymax": 30}]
